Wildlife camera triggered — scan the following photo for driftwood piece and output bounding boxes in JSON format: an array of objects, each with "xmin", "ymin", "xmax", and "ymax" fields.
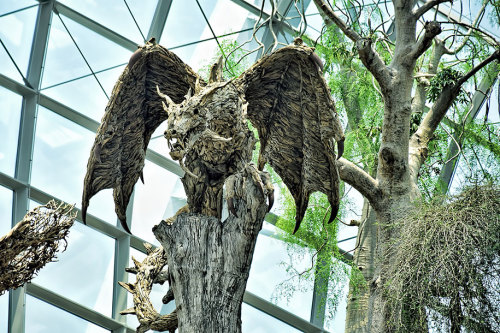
[
  {"xmin": 0, "ymin": 200, "xmax": 76, "ymax": 295},
  {"xmin": 119, "ymin": 243, "xmax": 178, "ymax": 333},
  {"xmin": 82, "ymin": 39, "xmax": 204, "ymax": 233},
  {"xmin": 235, "ymin": 39, "xmax": 345, "ymax": 232},
  {"xmin": 153, "ymin": 164, "xmax": 272, "ymax": 332}
]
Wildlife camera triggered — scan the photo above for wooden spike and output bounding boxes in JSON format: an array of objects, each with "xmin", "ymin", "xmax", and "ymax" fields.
[
  {"xmin": 118, "ymin": 281, "xmax": 135, "ymax": 293},
  {"xmin": 132, "ymin": 256, "xmax": 142, "ymax": 269},
  {"xmin": 120, "ymin": 307, "xmax": 136, "ymax": 315},
  {"xmin": 125, "ymin": 267, "xmax": 138, "ymax": 274},
  {"xmin": 143, "ymin": 242, "xmax": 154, "ymax": 254}
]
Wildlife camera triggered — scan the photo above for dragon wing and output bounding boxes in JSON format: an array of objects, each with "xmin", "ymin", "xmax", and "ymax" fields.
[
  {"xmin": 82, "ymin": 39, "xmax": 202, "ymax": 233},
  {"xmin": 235, "ymin": 41, "xmax": 344, "ymax": 233}
]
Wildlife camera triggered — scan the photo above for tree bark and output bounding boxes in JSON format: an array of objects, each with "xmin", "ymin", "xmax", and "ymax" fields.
[
  {"xmin": 345, "ymin": 201, "xmax": 377, "ymax": 333},
  {"xmin": 153, "ymin": 165, "xmax": 270, "ymax": 332}
]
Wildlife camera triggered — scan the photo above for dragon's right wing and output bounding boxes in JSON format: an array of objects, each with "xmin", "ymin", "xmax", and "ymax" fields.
[{"xmin": 82, "ymin": 39, "xmax": 203, "ymax": 232}]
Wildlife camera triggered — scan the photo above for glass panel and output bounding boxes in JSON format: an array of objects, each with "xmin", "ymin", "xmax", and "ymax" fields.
[
  {"xmin": 42, "ymin": 16, "xmax": 94, "ymax": 88},
  {"xmin": 31, "ymin": 106, "xmax": 92, "ymax": 202},
  {"xmin": 52, "ymin": 15, "xmax": 131, "ymax": 74},
  {"xmin": 31, "ymin": 222, "xmax": 115, "ymax": 316},
  {"xmin": 131, "ymin": 161, "xmax": 186, "ymax": 244},
  {"xmin": 202, "ymin": 0, "xmax": 259, "ymax": 37},
  {"xmin": 25, "ymin": 295, "xmax": 110, "ymax": 333},
  {"xmin": 337, "ymin": 184, "xmax": 362, "ymax": 251},
  {"xmin": 285, "ymin": 2, "xmax": 302, "ymax": 29},
  {"xmin": 0, "ymin": 86, "xmax": 22, "ymax": 177},
  {"xmin": 0, "ymin": 290, "xmax": 8, "ymax": 333},
  {"xmin": 42, "ymin": 75, "xmax": 110, "ymax": 122},
  {"xmin": 0, "ymin": 0, "xmax": 36, "ymax": 16},
  {"xmin": 161, "ymin": 0, "xmax": 208, "ymax": 48},
  {"xmin": 41, "ymin": 14, "xmax": 130, "ymax": 120},
  {"xmin": 302, "ymin": 2, "xmax": 324, "ymax": 40},
  {"xmin": 233, "ymin": 24, "xmax": 266, "ymax": 66},
  {"xmin": 31, "ymin": 106, "xmax": 116, "ymax": 223},
  {"xmin": 0, "ymin": 5, "xmax": 37, "ymax": 82},
  {"xmin": 172, "ymin": 38, "xmax": 219, "ymax": 73},
  {"xmin": 241, "ymin": 303, "xmax": 301, "ymax": 333},
  {"xmin": 95, "ymin": 64, "xmax": 127, "ymax": 99},
  {"xmin": 247, "ymin": 234, "xmax": 314, "ymax": 320},
  {"xmin": 126, "ymin": 248, "xmax": 174, "ymax": 329},
  {"xmin": 148, "ymin": 125, "xmax": 171, "ymax": 158},
  {"xmin": 58, "ymin": 0, "xmax": 157, "ymax": 43},
  {"xmin": 0, "ymin": 186, "xmax": 13, "ymax": 236},
  {"xmin": 248, "ymin": 0, "xmax": 272, "ymax": 14}
]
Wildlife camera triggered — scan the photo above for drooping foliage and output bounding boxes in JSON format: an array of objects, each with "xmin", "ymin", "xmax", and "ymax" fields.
[{"xmin": 385, "ymin": 184, "xmax": 500, "ymax": 332}]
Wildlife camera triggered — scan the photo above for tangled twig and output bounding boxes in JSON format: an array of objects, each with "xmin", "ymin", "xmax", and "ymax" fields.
[
  {"xmin": 119, "ymin": 243, "xmax": 178, "ymax": 333},
  {"xmin": 0, "ymin": 200, "xmax": 76, "ymax": 295}
]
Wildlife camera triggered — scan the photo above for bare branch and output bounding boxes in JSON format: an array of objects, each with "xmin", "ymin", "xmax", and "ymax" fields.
[
  {"xmin": 409, "ymin": 51, "xmax": 500, "ymax": 182},
  {"xmin": 356, "ymin": 38, "xmax": 394, "ymax": 91},
  {"xmin": 337, "ymin": 157, "xmax": 383, "ymax": 208},
  {"xmin": 440, "ymin": 21, "xmax": 500, "ymax": 48},
  {"xmin": 443, "ymin": 0, "xmax": 488, "ymax": 55},
  {"xmin": 409, "ymin": 21, "xmax": 442, "ymax": 61},
  {"xmin": 313, "ymin": 0, "xmax": 393, "ymax": 91},
  {"xmin": 454, "ymin": 50, "xmax": 500, "ymax": 88},
  {"xmin": 413, "ymin": 0, "xmax": 452, "ymax": 20},
  {"xmin": 312, "ymin": 0, "xmax": 361, "ymax": 42}
]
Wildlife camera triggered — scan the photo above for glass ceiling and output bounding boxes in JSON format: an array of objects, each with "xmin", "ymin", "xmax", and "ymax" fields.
[{"xmin": 0, "ymin": 1, "xmax": 497, "ymax": 333}]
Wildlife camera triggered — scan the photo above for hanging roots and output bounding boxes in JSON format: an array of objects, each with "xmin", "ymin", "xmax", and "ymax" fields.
[
  {"xmin": 0, "ymin": 200, "xmax": 76, "ymax": 295},
  {"xmin": 385, "ymin": 184, "xmax": 500, "ymax": 332},
  {"xmin": 119, "ymin": 243, "xmax": 178, "ymax": 333}
]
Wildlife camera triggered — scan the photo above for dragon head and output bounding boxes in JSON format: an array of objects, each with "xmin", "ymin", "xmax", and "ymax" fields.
[{"xmin": 158, "ymin": 80, "xmax": 255, "ymax": 179}]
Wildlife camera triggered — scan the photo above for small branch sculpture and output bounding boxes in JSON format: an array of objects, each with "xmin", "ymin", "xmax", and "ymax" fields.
[
  {"xmin": 0, "ymin": 200, "xmax": 76, "ymax": 295},
  {"xmin": 119, "ymin": 243, "xmax": 178, "ymax": 333}
]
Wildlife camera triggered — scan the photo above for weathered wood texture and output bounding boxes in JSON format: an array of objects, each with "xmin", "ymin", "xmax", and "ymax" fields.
[
  {"xmin": 162, "ymin": 81, "xmax": 255, "ymax": 218},
  {"xmin": 235, "ymin": 41, "xmax": 345, "ymax": 232},
  {"xmin": 0, "ymin": 201, "xmax": 75, "ymax": 295},
  {"xmin": 153, "ymin": 164, "xmax": 271, "ymax": 333},
  {"xmin": 119, "ymin": 243, "xmax": 178, "ymax": 333},
  {"xmin": 82, "ymin": 40, "xmax": 203, "ymax": 232}
]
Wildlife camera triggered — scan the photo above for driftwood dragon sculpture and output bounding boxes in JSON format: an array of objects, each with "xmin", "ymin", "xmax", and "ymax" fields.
[
  {"xmin": 81, "ymin": 37, "xmax": 344, "ymax": 331},
  {"xmin": 82, "ymin": 38, "xmax": 344, "ymax": 234}
]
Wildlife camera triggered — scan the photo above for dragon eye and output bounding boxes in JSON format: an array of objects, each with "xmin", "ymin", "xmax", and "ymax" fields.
[{"xmin": 193, "ymin": 108, "xmax": 199, "ymax": 115}]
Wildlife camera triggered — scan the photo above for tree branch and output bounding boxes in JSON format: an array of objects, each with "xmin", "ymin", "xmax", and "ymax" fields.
[
  {"xmin": 312, "ymin": 0, "xmax": 361, "ymax": 42},
  {"xmin": 413, "ymin": 0, "xmax": 452, "ymax": 20},
  {"xmin": 454, "ymin": 51, "xmax": 500, "ymax": 88},
  {"xmin": 337, "ymin": 157, "xmax": 383, "ymax": 209},
  {"xmin": 313, "ymin": 0, "xmax": 393, "ymax": 92},
  {"xmin": 408, "ymin": 21, "xmax": 442, "ymax": 62},
  {"xmin": 409, "ymin": 51, "xmax": 500, "ymax": 182},
  {"xmin": 443, "ymin": 0, "xmax": 488, "ymax": 55}
]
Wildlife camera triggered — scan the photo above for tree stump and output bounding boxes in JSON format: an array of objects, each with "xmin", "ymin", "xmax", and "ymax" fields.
[{"xmin": 153, "ymin": 164, "xmax": 271, "ymax": 332}]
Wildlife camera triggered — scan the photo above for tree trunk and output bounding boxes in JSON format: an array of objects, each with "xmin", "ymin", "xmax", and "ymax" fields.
[
  {"xmin": 153, "ymin": 165, "xmax": 271, "ymax": 332},
  {"xmin": 345, "ymin": 200, "xmax": 377, "ymax": 333}
]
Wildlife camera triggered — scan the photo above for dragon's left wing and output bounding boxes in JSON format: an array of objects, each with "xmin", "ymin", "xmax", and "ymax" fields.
[
  {"xmin": 82, "ymin": 39, "xmax": 203, "ymax": 233},
  {"xmin": 235, "ymin": 41, "xmax": 344, "ymax": 233}
]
